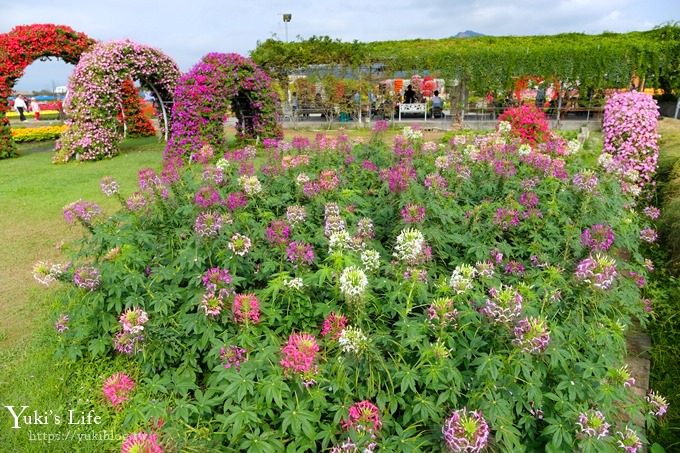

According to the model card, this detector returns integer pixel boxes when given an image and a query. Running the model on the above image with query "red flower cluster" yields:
[498,104,551,145]
[118,80,156,137]
[0,24,94,158]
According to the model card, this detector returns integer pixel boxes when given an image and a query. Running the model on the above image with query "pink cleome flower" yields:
[442,408,489,453]
[320,312,348,340]
[121,432,163,453]
[103,372,136,408]
[342,400,382,433]
[280,332,319,375]
[232,293,260,324]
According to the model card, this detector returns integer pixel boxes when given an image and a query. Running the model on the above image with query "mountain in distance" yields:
[453,30,485,38]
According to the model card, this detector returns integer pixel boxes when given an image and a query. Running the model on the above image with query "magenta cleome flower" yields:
[102,372,136,408]
[201,267,233,291]
[121,432,163,453]
[442,408,489,453]
[232,293,260,324]
[320,312,348,340]
[574,254,618,290]
[193,186,222,209]
[401,203,427,224]
[55,314,70,333]
[616,427,643,453]
[646,390,669,417]
[113,331,144,355]
[640,227,658,243]
[63,200,102,225]
[493,208,520,230]
[342,400,382,434]
[581,224,615,252]
[286,241,315,265]
[200,288,229,317]
[643,206,661,220]
[280,332,319,376]
[265,219,291,245]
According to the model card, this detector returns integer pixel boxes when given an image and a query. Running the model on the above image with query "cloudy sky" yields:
[2,0,678,91]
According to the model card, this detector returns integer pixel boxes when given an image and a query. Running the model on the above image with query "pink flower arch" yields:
[163,52,282,167]
[54,40,180,163]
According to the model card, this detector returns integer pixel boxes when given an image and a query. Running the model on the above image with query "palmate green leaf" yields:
[217,403,260,440]
[259,374,290,409]
[238,430,285,453]
[280,405,318,440]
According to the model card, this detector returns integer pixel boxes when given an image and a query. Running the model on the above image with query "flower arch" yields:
[55,40,180,162]
[164,53,282,165]
[0,24,94,159]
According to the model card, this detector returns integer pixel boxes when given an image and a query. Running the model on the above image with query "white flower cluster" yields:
[393,228,424,263]
[328,231,351,252]
[518,144,532,156]
[228,233,252,256]
[295,173,310,186]
[498,121,512,134]
[338,326,368,354]
[566,139,581,155]
[449,263,477,294]
[238,175,262,196]
[215,157,231,170]
[339,266,369,301]
[402,126,423,141]
[32,260,64,286]
[283,277,304,291]
[361,249,381,272]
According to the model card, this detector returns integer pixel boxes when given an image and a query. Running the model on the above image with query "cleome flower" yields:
[616,426,643,453]
[120,432,163,453]
[73,266,101,291]
[512,317,550,353]
[574,254,617,290]
[442,408,490,453]
[449,264,476,295]
[280,332,319,381]
[338,326,369,355]
[220,345,247,370]
[580,224,615,252]
[576,409,610,439]
[228,233,252,256]
[342,400,382,433]
[339,266,369,302]
[427,297,458,327]
[232,293,260,324]
[393,228,425,264]
[480,285,523,324]
[321,312,348,340]
[119,308,149,334]
[646,390,669,417]
[102,372,136,409]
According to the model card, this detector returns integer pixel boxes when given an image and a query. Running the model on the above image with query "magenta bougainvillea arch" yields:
[164,53,282,165]
[55,40,180,162]
[0,24,94,158]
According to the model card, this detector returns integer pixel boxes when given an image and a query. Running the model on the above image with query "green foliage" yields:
[251,25,680,93]
[45,125,661,451]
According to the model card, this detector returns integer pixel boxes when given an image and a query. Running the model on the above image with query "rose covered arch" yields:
[0,24,94,159]
[163,52,282,165]
[54,40,180,162]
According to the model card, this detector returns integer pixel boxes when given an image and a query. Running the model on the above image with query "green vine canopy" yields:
[251,25,680,94]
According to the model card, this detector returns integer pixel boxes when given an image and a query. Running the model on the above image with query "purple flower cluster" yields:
[113,307,147,355]
[512,317,550,353]
[220,345,247,370]
[265,219,291,245]
[401,203,426,224]
[576,409,610,439]
[99,176,119,197]
[55,314,70,333]
[193,186,221,209]
[225,191,248,211]
[442,408,489,453]
[381,161,416,193]
[493,208,520,230]
[574,254,618,290]
[640,227,658,243]
[73,266,101,291]
[194,211,224,238]
[580,224,615,252]
[602,91,659,195]
[287,241,315,265]
[480,285,523,323]
[63,200,102,226]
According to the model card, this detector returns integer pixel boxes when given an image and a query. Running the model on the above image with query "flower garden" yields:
[1,21,679,453]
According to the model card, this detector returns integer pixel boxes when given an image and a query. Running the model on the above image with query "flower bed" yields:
[41,118,665,451]
[12,125,67,142]
[7,110,60,121]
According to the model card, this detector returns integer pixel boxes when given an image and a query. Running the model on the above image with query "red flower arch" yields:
[0,24,94,158]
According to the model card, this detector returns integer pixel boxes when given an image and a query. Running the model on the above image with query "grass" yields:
[0,137,164,348]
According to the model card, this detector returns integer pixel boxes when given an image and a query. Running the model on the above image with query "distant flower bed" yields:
[7,110,60,120]
[12,125,67,142]
[40,117,664,451]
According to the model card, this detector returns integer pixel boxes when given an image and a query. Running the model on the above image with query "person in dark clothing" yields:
[403,84,416,104]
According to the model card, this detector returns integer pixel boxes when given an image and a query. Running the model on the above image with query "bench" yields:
[398,103,427,121]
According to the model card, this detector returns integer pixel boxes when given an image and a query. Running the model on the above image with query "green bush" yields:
[43,129,661,451]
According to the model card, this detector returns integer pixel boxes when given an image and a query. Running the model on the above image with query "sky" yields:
[2,0,678,92]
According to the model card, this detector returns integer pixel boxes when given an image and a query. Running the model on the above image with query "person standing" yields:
[13,95,27,121]
[30,98,41,121]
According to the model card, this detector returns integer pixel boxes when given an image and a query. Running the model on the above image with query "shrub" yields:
[44,128,661,451]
